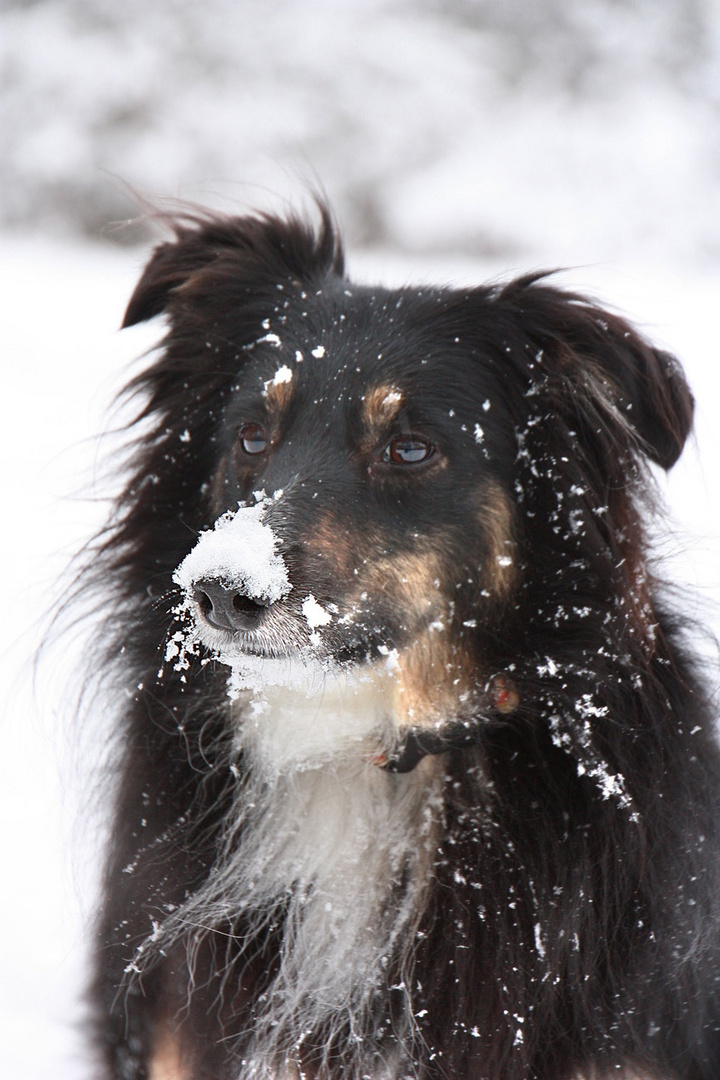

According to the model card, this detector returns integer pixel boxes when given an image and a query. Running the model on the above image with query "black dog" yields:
[88,206,720,1080]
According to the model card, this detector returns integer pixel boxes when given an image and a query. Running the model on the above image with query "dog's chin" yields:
[194,625,361,703]
[193,606,392,670]
[193,611,403,722]
[220,649,400,775]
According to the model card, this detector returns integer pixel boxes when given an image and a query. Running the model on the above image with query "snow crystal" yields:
[226,655,328,699]
[547,704,637,820]
[311,345,326,358]
[377,644,400,672]
[537,657,559,677]
[473,423,484,443]
[173,499,292,604]
[257,331,281,347]
[302,594,332,629]
[264,365,293,392]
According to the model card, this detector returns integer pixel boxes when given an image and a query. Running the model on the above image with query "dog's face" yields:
[123,209,694,741]
[172,284,519,731]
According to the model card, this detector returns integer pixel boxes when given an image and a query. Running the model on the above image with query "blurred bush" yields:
[2,0,718,261]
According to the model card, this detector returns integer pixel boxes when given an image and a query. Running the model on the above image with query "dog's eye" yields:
[238,423,268,456]
[382,436,434,465]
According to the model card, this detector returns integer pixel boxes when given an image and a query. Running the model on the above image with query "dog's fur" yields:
[87,205,720,1080]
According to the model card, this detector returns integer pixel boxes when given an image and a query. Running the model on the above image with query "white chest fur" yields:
[229,656,400,773]
[215,662,443,1066]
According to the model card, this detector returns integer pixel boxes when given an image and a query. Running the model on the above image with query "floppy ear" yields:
[577,316,693,471]
[121,218,244,327]
[506,278,694,471]
[122,205,345,329]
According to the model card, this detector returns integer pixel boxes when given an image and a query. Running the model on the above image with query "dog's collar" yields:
[373,674,520,774]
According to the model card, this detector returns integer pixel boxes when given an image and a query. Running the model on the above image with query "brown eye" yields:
[382,436,434,465]
[238,423,268,456]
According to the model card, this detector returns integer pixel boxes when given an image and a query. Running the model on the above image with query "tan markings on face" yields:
[262,369,294,413]
[476,479,517,600]
[391,632,480,732]
[345,545,483,730]
[305,510,359,580]
[361,384,404,438]
[148,1023,187,1080]
[358,547,445,625]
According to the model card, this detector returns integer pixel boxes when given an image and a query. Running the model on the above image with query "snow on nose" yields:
[173,500,292,609]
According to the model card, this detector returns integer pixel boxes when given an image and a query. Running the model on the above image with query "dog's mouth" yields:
[186,584,390,666]
[180,588,519,776]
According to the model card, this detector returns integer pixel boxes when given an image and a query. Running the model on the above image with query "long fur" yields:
[85,204,720,1080]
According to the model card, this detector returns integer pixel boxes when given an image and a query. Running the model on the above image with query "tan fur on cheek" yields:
[148,1024,188,1080]
[476,480,517,599]
[305,511,359,580]
[391,632,479,731]
[349,544,480,730]
[359,549,444,625]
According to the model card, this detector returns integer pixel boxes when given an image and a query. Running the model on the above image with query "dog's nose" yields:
[192,578,269,632]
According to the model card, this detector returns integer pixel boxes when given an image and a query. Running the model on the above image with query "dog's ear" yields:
[121,240,202,327]
[507,279,694,471]
[121,218,247,328]
[122,206,344,329]
[592,334,694,471]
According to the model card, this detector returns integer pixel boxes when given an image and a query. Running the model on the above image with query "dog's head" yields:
[121,207,693,740]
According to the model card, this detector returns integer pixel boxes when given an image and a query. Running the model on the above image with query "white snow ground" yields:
[1,236,719,1079]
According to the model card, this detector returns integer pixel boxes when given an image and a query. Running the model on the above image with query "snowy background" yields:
[2,1,720,1076]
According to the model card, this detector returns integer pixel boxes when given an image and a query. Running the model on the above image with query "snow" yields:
[0,239,159,1080]
[2,4,720,1077]
[302,595,333,630]
[263,365,293,392]
[174,500,292,604]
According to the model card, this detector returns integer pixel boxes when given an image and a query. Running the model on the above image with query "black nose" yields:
[192,578,269,632]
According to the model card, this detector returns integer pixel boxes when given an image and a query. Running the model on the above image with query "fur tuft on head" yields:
[122,202,345,328]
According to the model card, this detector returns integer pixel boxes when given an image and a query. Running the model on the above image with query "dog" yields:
[87,205,720,1080]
